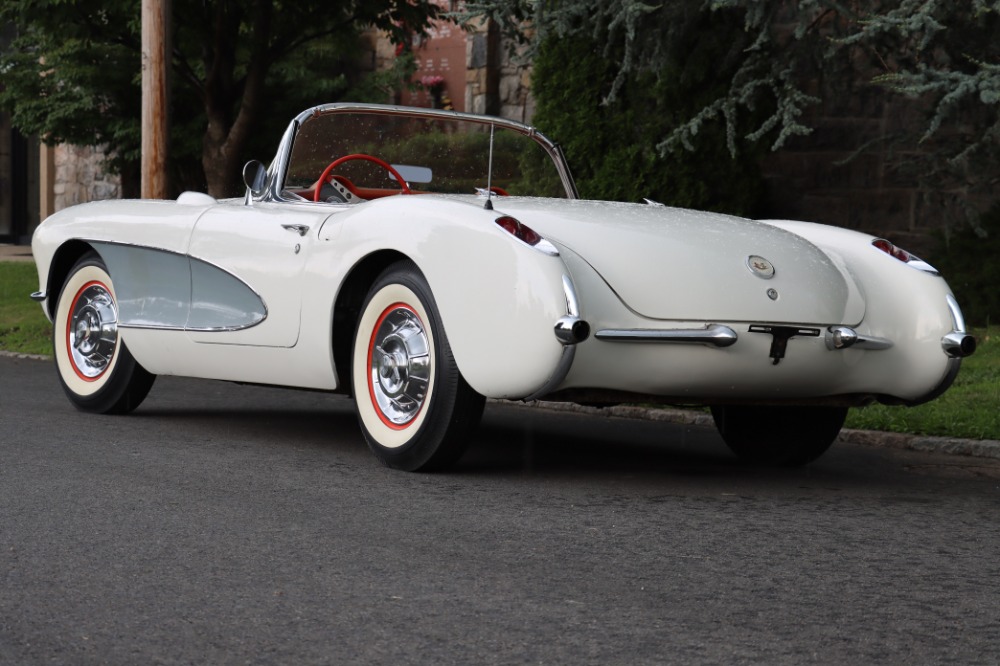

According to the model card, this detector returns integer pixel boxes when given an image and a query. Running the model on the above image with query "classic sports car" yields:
[31,103,976,470]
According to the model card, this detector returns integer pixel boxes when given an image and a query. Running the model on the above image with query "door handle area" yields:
[282,224,310,237]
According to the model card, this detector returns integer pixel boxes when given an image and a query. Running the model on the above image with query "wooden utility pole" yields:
[141,0,170,199]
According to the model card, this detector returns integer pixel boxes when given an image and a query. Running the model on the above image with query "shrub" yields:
[529,18,765,216]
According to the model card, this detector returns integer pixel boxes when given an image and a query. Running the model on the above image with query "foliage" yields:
[463,0,1000,225]
[529,21,763,213]
[0,2,143,191]
[0,0,438,197]
[930,203,1000,327]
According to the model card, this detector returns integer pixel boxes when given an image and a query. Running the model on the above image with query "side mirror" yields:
[243,160,268,198]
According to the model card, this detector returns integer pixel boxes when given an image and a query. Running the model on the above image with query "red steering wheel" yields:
[313,154,412,202]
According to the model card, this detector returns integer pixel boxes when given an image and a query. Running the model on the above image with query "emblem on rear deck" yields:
[747,255,775,279]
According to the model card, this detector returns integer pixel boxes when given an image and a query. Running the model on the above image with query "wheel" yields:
[710,405,847,466]
[52,252,155,414]
[351,261,484,471]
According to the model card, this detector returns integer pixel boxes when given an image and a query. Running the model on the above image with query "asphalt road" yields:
[2,355,999,665]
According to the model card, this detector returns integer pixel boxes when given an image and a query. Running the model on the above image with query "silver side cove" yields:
[92,242,267,332]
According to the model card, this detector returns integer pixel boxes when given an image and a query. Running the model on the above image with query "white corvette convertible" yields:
[31,103,976,470]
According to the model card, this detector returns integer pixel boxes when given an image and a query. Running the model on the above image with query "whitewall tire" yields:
[351,261,484,471]
[53,252,155,414]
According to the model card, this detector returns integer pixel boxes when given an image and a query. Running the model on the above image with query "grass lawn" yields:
[1,260,997,439]
[0,261,51,356]
[845,328,999,440]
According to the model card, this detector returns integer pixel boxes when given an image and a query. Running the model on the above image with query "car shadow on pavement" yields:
[122,378,876,484]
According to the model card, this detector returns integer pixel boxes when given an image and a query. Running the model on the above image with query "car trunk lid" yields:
[496,199,865,326]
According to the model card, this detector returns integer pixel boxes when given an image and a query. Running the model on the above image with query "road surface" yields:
[2,356,999,664]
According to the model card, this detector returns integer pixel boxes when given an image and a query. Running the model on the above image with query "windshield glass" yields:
[282,111,568,199]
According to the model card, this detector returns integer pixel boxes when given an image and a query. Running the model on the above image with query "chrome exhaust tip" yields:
[942,332,977,358]
[554,316,591,345]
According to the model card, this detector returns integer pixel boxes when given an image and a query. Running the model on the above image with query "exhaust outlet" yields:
[554,316,591,345]
[942,332,977,358]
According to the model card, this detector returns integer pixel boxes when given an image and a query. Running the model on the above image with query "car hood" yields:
[492,198,865,325]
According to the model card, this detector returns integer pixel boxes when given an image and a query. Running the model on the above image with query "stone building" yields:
[0,121,120,245]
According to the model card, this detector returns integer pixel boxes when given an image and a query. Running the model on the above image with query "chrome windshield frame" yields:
[257,103,579,204]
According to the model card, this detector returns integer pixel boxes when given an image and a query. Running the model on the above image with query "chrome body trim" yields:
[940,295,975,358]
[561,274,580,317]
[282,223,310,237]
[534,238,560,256]
[909,259,940,276]
[526,274,586,399]
[524,345,576,402]
[595,324,738,348]
[30,291,46,302]
[946,293,967,332]
[825,326,894,351]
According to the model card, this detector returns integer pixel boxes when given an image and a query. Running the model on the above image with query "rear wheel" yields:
[710,405,847,466]
[351,261,484,471]
[53,253,155,414]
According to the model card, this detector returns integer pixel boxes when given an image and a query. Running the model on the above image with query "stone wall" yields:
[464,19,534,123]
[53,144,120,211]
[757,86,965,258]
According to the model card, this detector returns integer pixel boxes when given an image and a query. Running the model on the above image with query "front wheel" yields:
[351,261,484,471]
[53,252,155,414]
[710,405,847,466]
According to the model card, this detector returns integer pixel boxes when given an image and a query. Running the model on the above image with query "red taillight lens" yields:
[872,238,912,263]
[495,216,543,246]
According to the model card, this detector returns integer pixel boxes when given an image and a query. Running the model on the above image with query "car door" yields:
[185,201,334,347]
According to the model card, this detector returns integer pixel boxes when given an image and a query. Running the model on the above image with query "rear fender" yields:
[331,197,571,398]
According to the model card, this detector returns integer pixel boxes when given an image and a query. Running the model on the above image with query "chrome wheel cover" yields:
[68,282,119,379]
[368,305,431,426]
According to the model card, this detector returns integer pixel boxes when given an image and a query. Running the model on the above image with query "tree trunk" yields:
[202,123,244,198]
[200,0,272,198]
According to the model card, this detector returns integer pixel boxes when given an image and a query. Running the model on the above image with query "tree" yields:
[529,16,764,214]
[463,1,1000,226]
[0,0,436,197]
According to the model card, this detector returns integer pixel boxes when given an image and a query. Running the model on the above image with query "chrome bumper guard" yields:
[595,324,738,348]
[824,326,893,351]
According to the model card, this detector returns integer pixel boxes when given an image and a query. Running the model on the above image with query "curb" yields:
[511,399,1000,462]
[5,351,997,461]
[0,350,50,361]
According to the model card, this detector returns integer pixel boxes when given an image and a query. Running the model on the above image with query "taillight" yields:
[871,238,939,275]
[494,216,558,255]
[495,216,540,245]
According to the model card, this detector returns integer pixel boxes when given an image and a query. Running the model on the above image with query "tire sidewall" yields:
[53,254,152,413]
[352,277,438,454]
[54,259,124,399]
